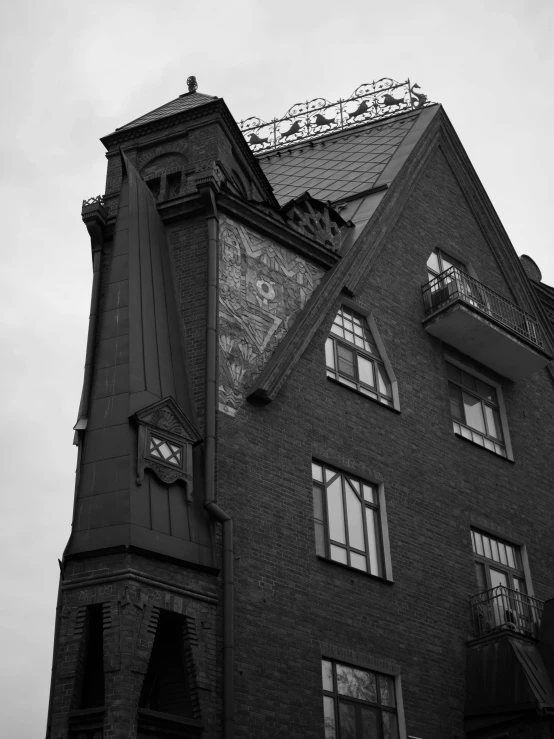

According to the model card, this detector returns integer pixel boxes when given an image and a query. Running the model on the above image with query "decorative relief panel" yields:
[218,215,325,416]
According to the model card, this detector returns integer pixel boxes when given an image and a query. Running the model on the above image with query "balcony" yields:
[469,585,543,640]
[422,268,551,380]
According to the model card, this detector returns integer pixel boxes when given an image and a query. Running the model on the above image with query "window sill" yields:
[454,431,514,462]
[316,555,393,584]
[326,377,400,413]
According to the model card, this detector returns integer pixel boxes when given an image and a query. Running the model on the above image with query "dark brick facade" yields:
[46,89,554,739]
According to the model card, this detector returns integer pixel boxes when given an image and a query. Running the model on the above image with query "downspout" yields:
[195,164,235,739]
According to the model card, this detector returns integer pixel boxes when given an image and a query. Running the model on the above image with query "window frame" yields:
[321,658,406,739]
[445,357,513,461]
[312,460,393,581]
[326,300,400,411]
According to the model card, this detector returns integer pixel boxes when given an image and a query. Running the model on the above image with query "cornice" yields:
[217,192,340,269]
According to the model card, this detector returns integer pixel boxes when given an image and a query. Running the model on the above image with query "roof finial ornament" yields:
[187,75,198,93]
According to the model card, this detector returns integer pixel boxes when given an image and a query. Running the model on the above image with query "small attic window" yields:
[326,305,399,410]
[167,172,182,198]
[146,177,161,201]
[149,435,182,466]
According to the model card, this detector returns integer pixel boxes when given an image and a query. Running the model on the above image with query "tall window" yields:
[471,529,537,637]
[312,462,384,577]
[322,659,399,739]
[326,306,393,407]
[447,363,507,457]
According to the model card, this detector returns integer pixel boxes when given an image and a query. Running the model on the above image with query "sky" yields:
[1,1,553,735]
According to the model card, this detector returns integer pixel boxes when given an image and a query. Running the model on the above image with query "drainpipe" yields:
[194,164,234,739]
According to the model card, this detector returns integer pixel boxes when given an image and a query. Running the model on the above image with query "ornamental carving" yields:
[218,216,325,416]
[134,397,201,500]
[239,78,431,153]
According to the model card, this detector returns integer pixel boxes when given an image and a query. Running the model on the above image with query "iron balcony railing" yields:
[422,267,544,349]
[470,585,544,639]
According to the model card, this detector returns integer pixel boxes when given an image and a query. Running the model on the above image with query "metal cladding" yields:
[65,154,212,565]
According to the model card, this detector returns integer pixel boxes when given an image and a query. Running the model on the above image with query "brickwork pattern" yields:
[49,554,220,739]
[215,146,554,739]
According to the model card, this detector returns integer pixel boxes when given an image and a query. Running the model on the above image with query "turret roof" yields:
[116,90,218,131]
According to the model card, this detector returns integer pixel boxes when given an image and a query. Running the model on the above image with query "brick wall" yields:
[214,145,554,738]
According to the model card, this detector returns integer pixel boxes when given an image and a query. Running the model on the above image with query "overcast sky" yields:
[1,1,553,736]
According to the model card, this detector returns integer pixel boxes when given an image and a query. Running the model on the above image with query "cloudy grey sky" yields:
[1,1,552,735]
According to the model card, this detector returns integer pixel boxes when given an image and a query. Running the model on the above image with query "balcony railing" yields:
[470,585,544,639]
[422,267,544,350]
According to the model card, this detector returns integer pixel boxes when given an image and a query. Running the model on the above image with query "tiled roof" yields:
[258,114,418,204]
[117,91,218,131]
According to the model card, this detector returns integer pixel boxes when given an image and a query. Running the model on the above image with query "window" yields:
[446,362,507,458]
[322,659,399,739]
[471,529,538,637]
[146,177,161,201]
[149,435,183,467]
[326,305,394,407]
[312,462,385,577]
[426,247,466,281]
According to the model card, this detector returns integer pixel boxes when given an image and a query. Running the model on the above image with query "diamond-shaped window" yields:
[149,436,182,466]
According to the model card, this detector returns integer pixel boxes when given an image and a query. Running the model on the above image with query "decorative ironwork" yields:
[470,585,543,639]
[187,75,198,93]
[82,195,105,207]
[239,79,431,153]
[422,267,544,349]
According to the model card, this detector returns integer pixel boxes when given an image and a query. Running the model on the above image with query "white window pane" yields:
[325,338,335,369]
[498,542,508,566]
[338,377,357,389]
[354,334,365,348]
[330,324,344,338]
[471,432,484,446]
[344,331,354,344]
[462,392,486,433]
[506,545,515,569]
[350,552,367,571]
[427,250,441,273]
[485,405,502,440]
[484,438,495,451]
[366,507,381,576]
[312,462,323,482]
[474,532,484,556]
[363,484,376,504]
[483,535,492,560]
[345,486,365,551]
[323,696,336,739]
[490,538,500,563]
[377,364,392,396]
[461,425,472,439]
[327,477,346,544]
[330,544,348,564]
[322,660,333,691]
[358,355,375,387]
[348,478,360,494]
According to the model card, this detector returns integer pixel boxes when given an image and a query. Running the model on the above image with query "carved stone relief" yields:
[218,215,325,416]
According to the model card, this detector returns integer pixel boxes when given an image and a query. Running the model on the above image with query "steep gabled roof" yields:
[247,106,554,402]
[259,107,437,204]
[117,90,218,131]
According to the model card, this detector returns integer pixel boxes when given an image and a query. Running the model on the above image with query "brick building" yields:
[45,77,554,739]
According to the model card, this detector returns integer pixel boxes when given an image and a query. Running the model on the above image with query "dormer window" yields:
[149,435,182,466]
[325,305,395,408]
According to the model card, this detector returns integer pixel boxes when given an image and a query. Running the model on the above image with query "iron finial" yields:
[187,76,198,93]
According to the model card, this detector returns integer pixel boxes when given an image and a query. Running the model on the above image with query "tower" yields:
[46,77,554,739]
